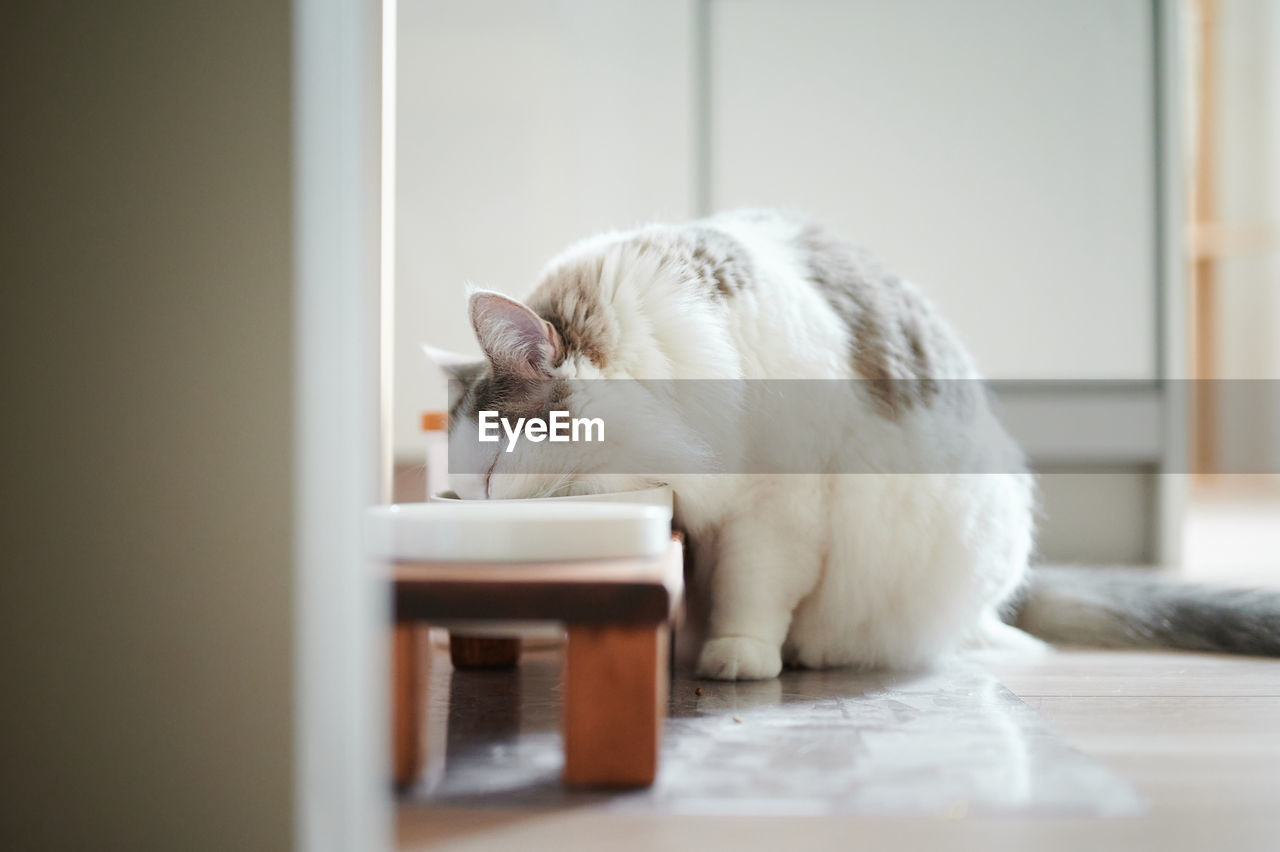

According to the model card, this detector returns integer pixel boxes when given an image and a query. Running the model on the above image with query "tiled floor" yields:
[398,644,1280,851]
[406,647,1141,817]
[399,492,1280,850]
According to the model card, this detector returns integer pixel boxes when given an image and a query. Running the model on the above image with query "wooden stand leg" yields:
[449,634,521,668]
[392,623,422,789]
[563,623,668,788]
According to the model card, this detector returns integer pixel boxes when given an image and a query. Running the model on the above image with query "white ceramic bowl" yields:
[366,500,670,563]
[429,484,674,514]
[383,485,675,641]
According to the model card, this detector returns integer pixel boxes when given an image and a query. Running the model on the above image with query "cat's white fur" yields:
[434,211,1043,680]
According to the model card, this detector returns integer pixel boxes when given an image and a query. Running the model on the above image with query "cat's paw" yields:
[696,636,783,681]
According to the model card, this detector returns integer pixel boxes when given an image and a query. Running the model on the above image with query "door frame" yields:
[293,0,393,848]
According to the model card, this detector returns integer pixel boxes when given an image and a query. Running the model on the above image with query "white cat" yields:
[428,210,1280,679]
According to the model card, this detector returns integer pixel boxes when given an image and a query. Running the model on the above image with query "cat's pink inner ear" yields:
[469,290,561,378]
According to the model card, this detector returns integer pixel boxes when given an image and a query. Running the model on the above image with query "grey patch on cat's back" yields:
[687,227,754,298]
[523,223,754,372]
[798,223,961,419]
[633,226,754,300]
[527,255,618,369]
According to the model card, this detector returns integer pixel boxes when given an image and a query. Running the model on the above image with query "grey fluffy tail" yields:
[1012,567,1280,656]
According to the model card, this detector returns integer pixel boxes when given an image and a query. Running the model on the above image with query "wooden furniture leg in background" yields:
[449,634,521,668]
[562,623,669,788]
[392,623,422,789]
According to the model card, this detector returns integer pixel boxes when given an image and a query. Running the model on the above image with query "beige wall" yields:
[1,3,294,848]
[1212,0,1280,471]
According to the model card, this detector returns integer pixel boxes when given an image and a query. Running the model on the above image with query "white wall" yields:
[393,0,1179,561]
[395,0,696,456]
[710,0,1158,381]
[396,0,1165,457]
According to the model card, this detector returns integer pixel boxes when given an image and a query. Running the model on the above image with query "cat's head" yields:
[425,290,656,500]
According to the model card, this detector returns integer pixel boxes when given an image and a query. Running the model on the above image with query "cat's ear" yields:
[421,343,480,380]
[468,289,563,379]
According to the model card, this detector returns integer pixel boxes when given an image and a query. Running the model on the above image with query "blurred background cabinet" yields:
[709,0,1158,381]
